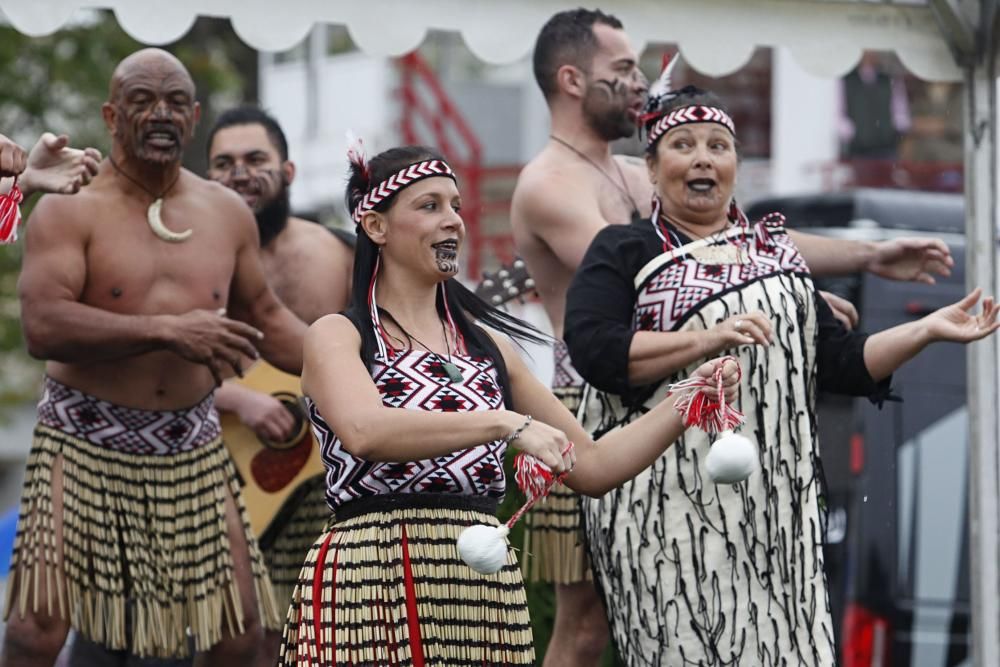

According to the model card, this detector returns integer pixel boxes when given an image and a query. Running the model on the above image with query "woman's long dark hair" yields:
[345,145,548,408]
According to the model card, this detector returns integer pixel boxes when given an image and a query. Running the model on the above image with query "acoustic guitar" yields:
[221,362,324,544]
[223,258,535,543]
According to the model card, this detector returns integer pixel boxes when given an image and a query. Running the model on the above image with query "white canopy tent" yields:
[3,0,999,663]
[0,0,969,80]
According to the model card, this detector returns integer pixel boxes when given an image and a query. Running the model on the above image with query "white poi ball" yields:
[705,430,758,484]
[457,524,510,574]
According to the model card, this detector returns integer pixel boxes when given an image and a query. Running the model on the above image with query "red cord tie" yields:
[753,212,785,253]
[508,441,574,528]
[0,179,24,245]
[667,356,745,433]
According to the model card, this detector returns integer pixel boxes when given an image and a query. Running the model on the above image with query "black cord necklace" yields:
[550,134,641,215]
[109,156,180,200]
[379,309,464,383]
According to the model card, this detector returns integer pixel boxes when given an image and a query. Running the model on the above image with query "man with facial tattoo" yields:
[63,105,355,667]
[206,107,353,435]
[511,9,958,666]
[2,49,308,667]
[206,106,353,663]
[65,105,355,667]
[207,107,354,330]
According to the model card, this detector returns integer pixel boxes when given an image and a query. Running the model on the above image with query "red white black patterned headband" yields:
[351,158,456,224]
[646,105,736,148]
[639,52,736,149]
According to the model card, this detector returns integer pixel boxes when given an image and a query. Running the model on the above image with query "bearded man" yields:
[207,105,353,663]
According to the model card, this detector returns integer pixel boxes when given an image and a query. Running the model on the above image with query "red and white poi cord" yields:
[457,442,574,574]
[667,356,758,484]
[0,180,24,245]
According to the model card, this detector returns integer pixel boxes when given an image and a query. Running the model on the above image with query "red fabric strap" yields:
[401,525,426,667]
[311,529,337,662]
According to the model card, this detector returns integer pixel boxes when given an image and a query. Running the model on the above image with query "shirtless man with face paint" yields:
[511,9,955,666]
[63,106,355,667]
[207,106,353,665]
[2,49,307,667]
[207,106,353,447]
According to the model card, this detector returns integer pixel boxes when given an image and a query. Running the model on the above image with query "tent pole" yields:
[962,15,1000,666]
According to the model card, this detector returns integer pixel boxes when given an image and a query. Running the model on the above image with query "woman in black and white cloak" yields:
[564,80,999,666]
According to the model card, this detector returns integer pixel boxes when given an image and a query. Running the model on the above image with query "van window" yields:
[896,407,969,603]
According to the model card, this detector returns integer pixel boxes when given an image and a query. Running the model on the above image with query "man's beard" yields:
[255,186,290,247]
[582,80,637,142]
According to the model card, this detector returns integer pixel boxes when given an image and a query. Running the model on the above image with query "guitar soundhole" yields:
[260,392,309,451]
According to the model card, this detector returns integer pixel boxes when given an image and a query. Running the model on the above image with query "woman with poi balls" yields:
[276,138,741,665]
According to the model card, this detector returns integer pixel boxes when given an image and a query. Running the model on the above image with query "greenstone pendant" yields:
[443,361,464,383]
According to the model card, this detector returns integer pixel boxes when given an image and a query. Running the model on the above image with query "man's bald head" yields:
[103,48,200,165]
[109,48,195,102]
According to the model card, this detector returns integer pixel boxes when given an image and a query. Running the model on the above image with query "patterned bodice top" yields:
[632,219,810,333]
[307,347,508,510]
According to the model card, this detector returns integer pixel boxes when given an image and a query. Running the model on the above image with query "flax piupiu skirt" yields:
[4,427,282,657]
[279,493,535,666]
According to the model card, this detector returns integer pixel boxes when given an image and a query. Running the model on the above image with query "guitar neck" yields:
[475,258,535,307]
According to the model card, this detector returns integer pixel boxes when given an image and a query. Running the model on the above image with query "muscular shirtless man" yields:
[1,49,307,667]
[511,9,954,666]
[67,105,355,667]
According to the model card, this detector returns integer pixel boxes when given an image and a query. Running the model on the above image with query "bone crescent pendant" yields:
[147,198,192,243]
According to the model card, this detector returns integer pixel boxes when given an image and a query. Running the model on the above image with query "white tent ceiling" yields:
[0,0,971,81]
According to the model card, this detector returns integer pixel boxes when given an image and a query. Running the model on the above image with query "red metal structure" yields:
[398,52,518,279]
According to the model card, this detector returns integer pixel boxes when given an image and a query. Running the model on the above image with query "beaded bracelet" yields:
[503,415,533,444]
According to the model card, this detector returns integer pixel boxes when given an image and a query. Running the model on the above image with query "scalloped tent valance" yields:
[0,0,965,81]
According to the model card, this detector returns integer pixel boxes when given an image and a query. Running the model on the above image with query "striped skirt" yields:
[261,474,333,612]
[520,384,591,584]
[4,378,281,658]
[280,493,535,666]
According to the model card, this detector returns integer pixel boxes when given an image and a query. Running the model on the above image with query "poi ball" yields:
[457,524,510,574]
[705,430,758,484]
